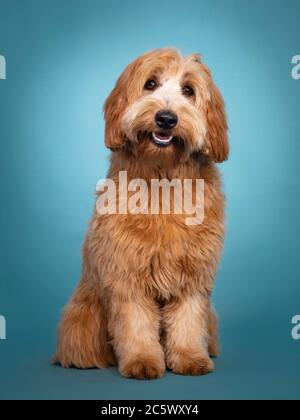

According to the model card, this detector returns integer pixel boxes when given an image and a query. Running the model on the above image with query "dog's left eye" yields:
[182,85,194,97]
[144,79,157,90]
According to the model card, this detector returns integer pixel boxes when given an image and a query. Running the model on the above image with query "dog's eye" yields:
[145,79,157,90]
[182,85,194,97]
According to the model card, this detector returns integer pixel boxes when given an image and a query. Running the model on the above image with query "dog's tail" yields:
[53,280,115,369]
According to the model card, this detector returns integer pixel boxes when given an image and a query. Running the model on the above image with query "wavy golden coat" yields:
[54,49,229,379]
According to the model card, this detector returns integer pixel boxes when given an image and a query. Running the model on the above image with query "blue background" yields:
[0,0,300,400]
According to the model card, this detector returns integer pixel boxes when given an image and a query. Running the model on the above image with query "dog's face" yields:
[104,49,228,165]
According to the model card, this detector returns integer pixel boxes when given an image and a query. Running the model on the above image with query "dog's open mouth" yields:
[151,131,174,147]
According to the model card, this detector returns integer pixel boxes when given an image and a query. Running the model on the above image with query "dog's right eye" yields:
[144,79,157,90]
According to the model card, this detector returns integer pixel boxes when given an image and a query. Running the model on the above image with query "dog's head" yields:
[104,48,228,165]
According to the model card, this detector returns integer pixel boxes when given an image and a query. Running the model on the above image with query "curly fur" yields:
[54,48,229,379]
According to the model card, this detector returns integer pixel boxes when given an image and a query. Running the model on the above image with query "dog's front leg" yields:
[108,294,166,380]
[163,293,214,376]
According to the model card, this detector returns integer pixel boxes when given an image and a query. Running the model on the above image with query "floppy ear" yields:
[203,66,229,163]
[104,69,130,151]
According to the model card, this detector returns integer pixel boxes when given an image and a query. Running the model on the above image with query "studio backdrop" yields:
[0,0,300,400]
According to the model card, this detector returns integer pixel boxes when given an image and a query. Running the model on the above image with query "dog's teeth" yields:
[152,133,173,143]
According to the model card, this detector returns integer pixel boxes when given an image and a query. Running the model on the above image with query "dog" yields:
[54,48,229,379]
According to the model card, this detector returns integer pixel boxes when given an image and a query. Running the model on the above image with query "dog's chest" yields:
[138,216,205,297]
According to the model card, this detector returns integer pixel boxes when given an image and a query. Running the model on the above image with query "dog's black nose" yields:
[155,110,178,130]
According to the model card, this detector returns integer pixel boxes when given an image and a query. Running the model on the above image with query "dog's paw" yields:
[120,357,166,380]
[167,349,214,376]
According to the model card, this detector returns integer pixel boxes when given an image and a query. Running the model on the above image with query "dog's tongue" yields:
[156,132,171,140]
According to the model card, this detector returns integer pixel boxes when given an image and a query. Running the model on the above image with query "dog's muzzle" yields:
[150,110,178,147]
